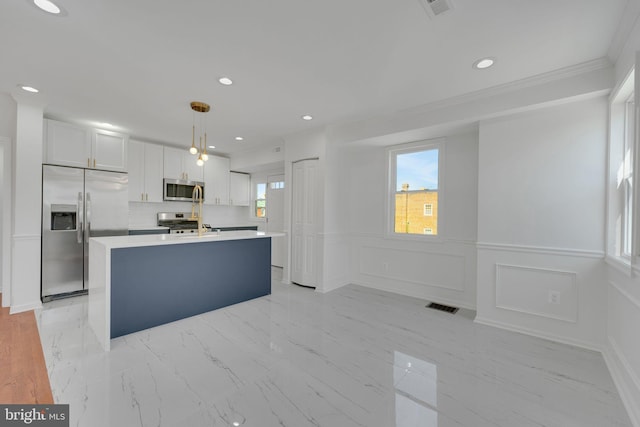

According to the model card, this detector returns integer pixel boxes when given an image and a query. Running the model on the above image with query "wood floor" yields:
[0,294,53,404]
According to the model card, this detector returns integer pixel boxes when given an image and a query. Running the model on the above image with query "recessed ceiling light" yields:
[302,115,313,121]
[33,0,61,14]
[100,122,114,128]
[218,77,233,85]
[208,145,216,149]
[473,57,495,70]
[235,136,244,141]
[20,85,39,93]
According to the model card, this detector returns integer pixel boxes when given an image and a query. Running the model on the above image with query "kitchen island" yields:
[88,231,282,350]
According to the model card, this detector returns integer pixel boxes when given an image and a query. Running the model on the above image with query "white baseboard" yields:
[9,300,43,314]
[603,339,640,427]
[352,280,476,310]
[474,315,602,353]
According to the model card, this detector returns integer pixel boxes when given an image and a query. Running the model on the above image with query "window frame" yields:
[386,138,444,240]
[606,66,640,274]
[253,181,267,220]
[622,92,635,258]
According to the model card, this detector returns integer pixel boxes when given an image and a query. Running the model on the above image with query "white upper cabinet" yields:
[128,140,145,202]
[163,146,203,182]
[44,119,91,168]
[44,119,128,172]
[229,171,250,206]
[93,129,128,172]
[163,147,183,180]
[203,155,230,205]
[128,140,163,202]
[184,153,204,182]
[144,143,164,202]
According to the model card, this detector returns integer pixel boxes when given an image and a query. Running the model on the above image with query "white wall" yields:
[230,143,284,173]
[606,20,640,425]
[606,267,640,427]
[476,96,608,350]
[11,101,44,313]
[0,95,15,306]
[0,93,16,139]
[346,131,479,309]
[320,136,351,292]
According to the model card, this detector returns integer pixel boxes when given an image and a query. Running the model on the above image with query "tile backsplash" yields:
[128,201,254,228]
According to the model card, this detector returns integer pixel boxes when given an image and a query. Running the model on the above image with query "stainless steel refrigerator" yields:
[41,165,128,301]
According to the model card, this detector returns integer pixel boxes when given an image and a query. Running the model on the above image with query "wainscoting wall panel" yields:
[351,234,477,309]
[476,244,606,351]
[360,246,466,291]
[495,263,578,322]
[605,276,640,427]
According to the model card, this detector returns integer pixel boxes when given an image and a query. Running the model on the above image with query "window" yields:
[255,182,266,218]
[270,181,284,189]
[622,93,634,256]
[607,68,636,263]
[388,140,442,236]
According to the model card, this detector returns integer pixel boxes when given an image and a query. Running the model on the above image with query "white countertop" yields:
[91,230,284,249]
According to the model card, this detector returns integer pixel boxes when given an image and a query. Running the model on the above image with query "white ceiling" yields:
[0,0,630,155]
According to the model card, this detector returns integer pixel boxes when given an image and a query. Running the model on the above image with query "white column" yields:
[10,99,43,313]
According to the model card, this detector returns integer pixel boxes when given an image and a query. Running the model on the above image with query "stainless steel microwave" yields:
[163,178,204,201]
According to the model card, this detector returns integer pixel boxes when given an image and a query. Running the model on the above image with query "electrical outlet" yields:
[548,291,560,305]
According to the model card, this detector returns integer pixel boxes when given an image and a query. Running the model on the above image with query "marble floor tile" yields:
[35,268,632,427]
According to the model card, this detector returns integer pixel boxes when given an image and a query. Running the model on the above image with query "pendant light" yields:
[188,101,210,166]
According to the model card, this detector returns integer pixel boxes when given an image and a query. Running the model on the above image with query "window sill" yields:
[605,255,633,277]
[384,231,444,244]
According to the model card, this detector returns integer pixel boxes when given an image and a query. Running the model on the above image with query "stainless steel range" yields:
[157,212,199,234]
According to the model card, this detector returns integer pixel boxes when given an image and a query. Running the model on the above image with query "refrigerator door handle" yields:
[85,192,91,240]
[77,192,83,244]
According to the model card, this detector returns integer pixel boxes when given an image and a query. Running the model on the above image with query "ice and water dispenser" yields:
[50,204,77,231]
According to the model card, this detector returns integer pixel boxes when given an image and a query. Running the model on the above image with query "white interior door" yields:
[266,174,285,267]
[291,159,318,287]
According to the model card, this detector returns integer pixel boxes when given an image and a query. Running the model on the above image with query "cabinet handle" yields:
[93,158,96,168]
[145,193,148,201]
[87,158,90,168]
[141,193,144,201]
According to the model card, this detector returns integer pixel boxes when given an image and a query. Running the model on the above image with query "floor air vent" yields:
[427,302,459,314]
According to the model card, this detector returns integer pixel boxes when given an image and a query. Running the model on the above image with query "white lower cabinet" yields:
[229,171,250,206]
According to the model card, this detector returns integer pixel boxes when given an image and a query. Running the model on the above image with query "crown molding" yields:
[400,58,613,117]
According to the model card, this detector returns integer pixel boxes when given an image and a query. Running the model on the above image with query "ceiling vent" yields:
[419,0,453,18]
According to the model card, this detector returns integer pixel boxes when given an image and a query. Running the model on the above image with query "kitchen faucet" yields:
[191,184,206,237]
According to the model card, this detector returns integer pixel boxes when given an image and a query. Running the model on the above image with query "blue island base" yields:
[110,237,271,338]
